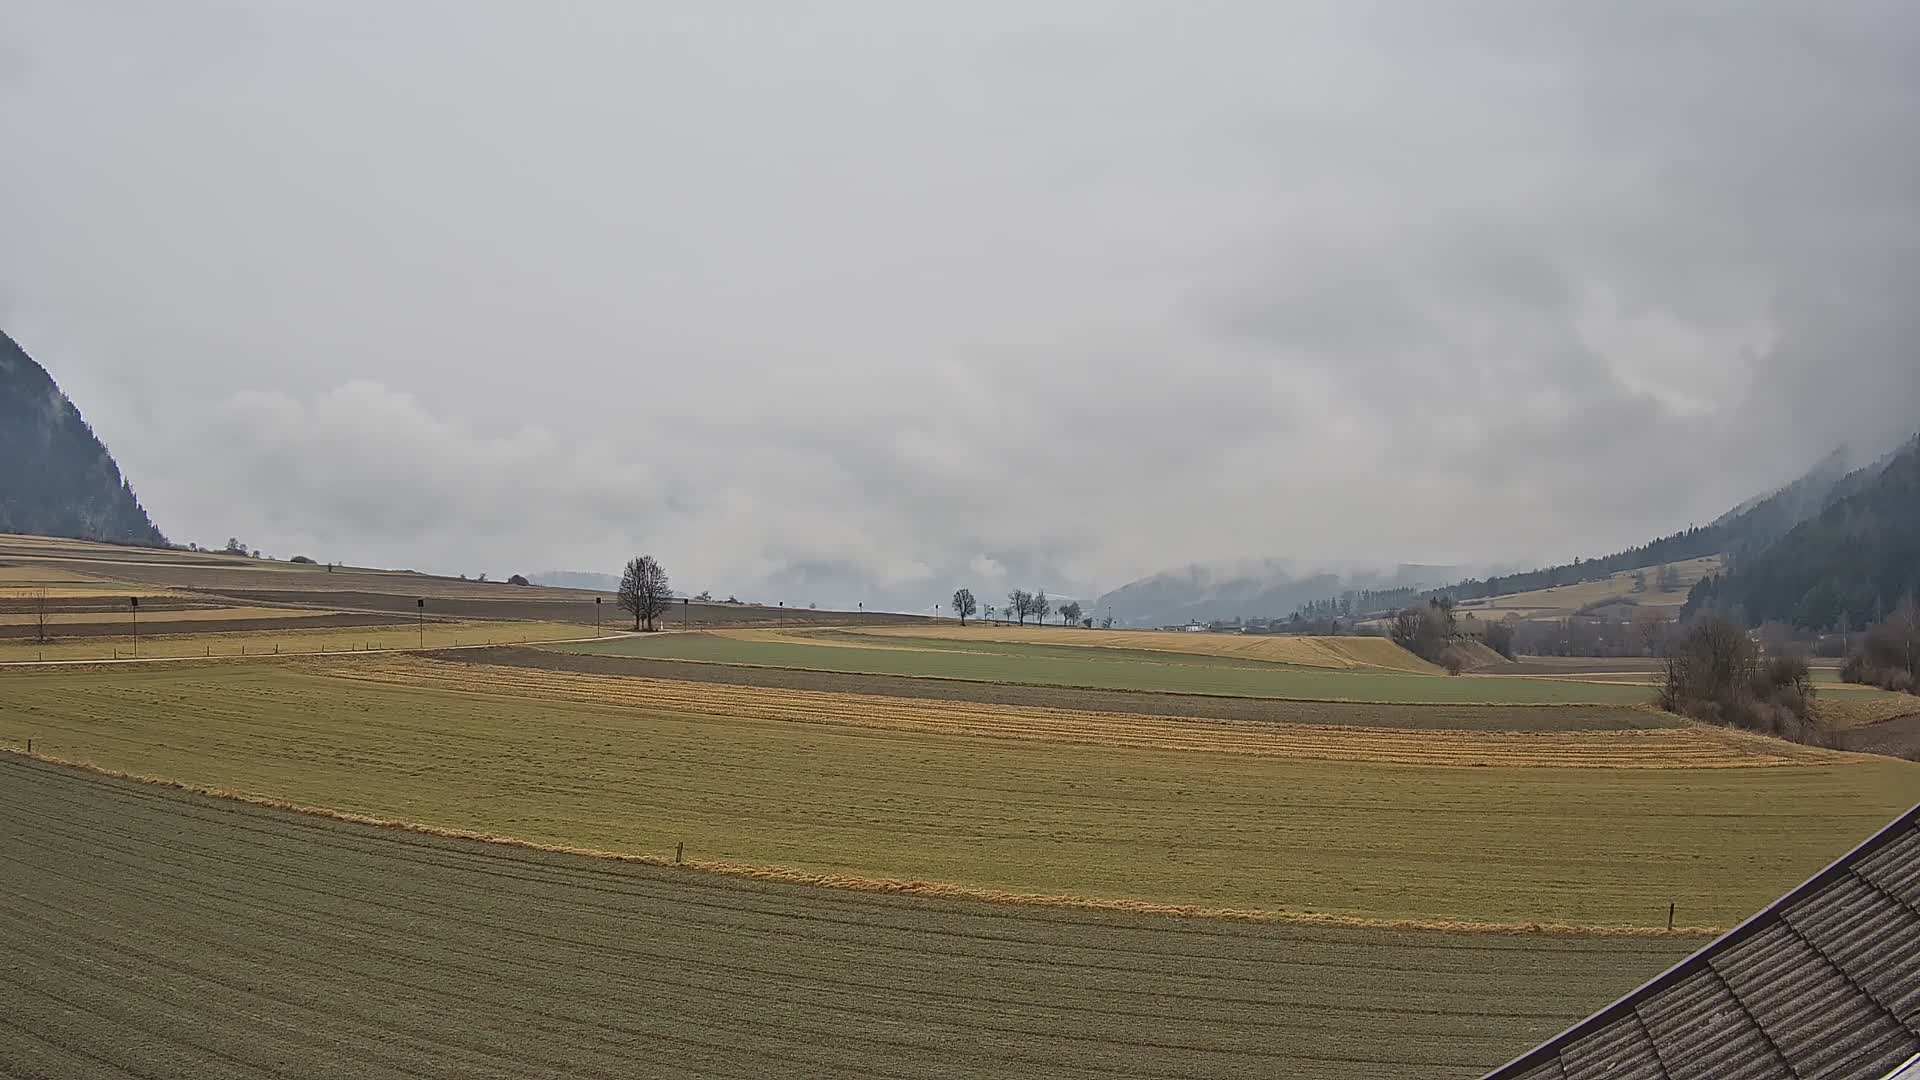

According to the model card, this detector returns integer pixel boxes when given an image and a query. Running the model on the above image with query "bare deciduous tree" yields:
[951,588,977,626]
[1660,614,1755,710]
[1631,609,1674,656]
[1007,589,1031,626]
[31,587,50,644]
[1059,600,1082,626]
[1031,590,1051,626]
[1657,563,1682,592]
[618,555,672,631]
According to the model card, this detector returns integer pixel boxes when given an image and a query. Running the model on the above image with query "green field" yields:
[5,659,1911,927]
[553,631,1656,705]
[0,756,1696,1080]
[444,645,1679,731]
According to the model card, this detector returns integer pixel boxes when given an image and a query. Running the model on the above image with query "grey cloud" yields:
[2,2,1916,608]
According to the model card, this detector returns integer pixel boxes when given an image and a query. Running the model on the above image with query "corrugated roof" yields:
[1485,804,1920,1080]
[1884,1054,1920,1080]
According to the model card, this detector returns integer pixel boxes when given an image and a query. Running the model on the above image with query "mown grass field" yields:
[1450,556,1723,618]
[0,757,1697,1080]
[864,625,1445,672]
[4,658,1911,927]
[0,533,931,631]
[555,629,1656,704]
[0,604,348,627]
[448,645,1677,731]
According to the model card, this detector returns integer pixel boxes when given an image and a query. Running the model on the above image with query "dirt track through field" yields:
[435,645,1675,732]
[0,610,405,639]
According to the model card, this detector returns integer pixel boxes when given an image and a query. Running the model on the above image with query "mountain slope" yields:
[1436,444,1875,604]
[1096,443,1880,628]
[0,329,166,546]
[1685,433,1920,629]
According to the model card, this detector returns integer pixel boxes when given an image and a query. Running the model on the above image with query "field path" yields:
[0,631,630,667]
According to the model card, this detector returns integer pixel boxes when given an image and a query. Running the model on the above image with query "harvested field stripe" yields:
[850,626,1446,672]
[552,631,1657,704]
[3,750,1723,937]
[3,662,1910,927]
[441,645,1678,731]
[318,656,1830,769]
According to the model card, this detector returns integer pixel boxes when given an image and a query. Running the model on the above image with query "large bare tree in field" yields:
[951,588,977,626]
[1008,589,1031,626]
[1031,590,1052,626]
[618,555,672,631]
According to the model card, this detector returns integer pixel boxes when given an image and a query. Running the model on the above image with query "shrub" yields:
[1840,600,1920,695]
[289,554,315,564]
[508,574,531,586]
[1660,615,1827,746]
[1484,620,1515,660]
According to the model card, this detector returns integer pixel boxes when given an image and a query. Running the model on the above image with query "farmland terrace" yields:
[5,550,1917,1077]
[1,756,1696,1080]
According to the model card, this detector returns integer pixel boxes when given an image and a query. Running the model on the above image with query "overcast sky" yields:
[4,2,1916,609]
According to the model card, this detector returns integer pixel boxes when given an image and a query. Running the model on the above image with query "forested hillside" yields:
[1685,435,1920,630]
[1434,447,1866,604]
[0,329,166,546]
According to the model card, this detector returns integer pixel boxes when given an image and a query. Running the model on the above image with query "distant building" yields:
[1484,803,1920,1079]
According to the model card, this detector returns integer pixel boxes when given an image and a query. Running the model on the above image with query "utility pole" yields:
[129,596,139,658]
[417,597,425,648]
[595,596,602,633]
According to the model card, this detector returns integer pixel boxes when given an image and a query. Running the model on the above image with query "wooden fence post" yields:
[675,842,684,864]
[1668,902,1675,930]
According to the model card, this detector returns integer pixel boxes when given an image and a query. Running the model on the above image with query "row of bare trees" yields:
[949,588,1085,627]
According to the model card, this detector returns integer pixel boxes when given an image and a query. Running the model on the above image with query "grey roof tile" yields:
[1511,1060,1568,1080]
[1559,1008,1664,1079]
[1485,807,1920,1080]
[1641,969,1787,1079]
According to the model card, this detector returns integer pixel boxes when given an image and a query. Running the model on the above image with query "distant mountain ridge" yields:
[0,329,165,547]
[1093,441,1888,628]
[528,571,622,592]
